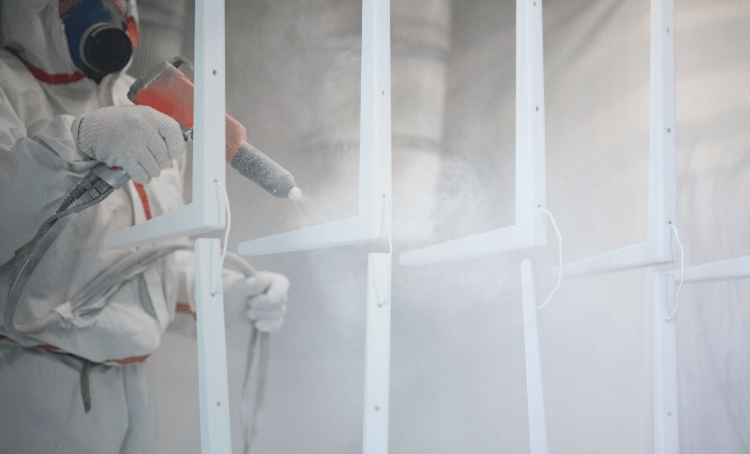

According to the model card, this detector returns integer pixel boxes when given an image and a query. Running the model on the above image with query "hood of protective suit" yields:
[0,0,138,77]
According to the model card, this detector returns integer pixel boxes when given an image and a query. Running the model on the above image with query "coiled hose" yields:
[5,165,121,338]
[5,164,268,450]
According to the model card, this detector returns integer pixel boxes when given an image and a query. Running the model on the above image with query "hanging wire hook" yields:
[537,206,563,310]
[211,182,231,296]
[665,223,685,321]
[373,195,392,308]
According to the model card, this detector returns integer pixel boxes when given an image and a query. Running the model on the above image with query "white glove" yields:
[224,271,289,333]
[74,105,184,184]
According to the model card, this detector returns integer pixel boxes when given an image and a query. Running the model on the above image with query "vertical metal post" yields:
[520,260,549,454]
[359,0,392,237]
[361,2,393,450]
[193,0,226,224]
[194,0,229,450]
[516,0,547,245]
[653,274,679,454]
[648,0,676,256]
[363,253,392,454]
[195,239,232,454]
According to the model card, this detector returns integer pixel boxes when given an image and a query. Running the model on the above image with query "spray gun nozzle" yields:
[288,187,302,200]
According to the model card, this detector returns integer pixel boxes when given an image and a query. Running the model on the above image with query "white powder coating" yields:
[230,143,298,198]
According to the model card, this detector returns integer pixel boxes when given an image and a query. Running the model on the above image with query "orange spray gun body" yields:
[128,56,300,199]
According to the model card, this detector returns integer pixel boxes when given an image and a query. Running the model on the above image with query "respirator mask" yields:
[61,0,133,81]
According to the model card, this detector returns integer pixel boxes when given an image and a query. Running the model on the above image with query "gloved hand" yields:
[224,271,289,333]
[74,105,184,184]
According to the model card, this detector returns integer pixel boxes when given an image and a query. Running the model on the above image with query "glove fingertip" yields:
[255,319,283,333]
[131,172,151,184]
[121,159,149,184]
[241,276,271,295]
[161,119,185,159]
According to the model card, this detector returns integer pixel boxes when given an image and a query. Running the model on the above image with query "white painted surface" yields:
[236,2,394,453]
[653,273,679,454]
[107,0,234,451]
[563,0,676,277]
[363,253,392,454]
[238,0,391,256]
[398,0,548,266]
[195,239,233,454]
[676,255,750,283]
[521,260,549,454]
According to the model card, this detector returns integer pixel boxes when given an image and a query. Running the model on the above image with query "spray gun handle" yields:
[92,165,130,189]
[56,164,129,214]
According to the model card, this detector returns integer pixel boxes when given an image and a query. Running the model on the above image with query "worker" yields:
[0,0,288,452]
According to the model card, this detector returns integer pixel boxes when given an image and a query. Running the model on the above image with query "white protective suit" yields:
[0,1,269,452]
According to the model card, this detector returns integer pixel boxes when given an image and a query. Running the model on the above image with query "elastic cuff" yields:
[70,116,88,159]
[76,110,111,159]
[70,116,81,145]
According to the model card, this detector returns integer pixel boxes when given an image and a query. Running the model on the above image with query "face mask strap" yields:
[125,15,139,49]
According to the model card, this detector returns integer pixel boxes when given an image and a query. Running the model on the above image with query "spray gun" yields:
[57,57,301,212]
[128,56,301,200]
